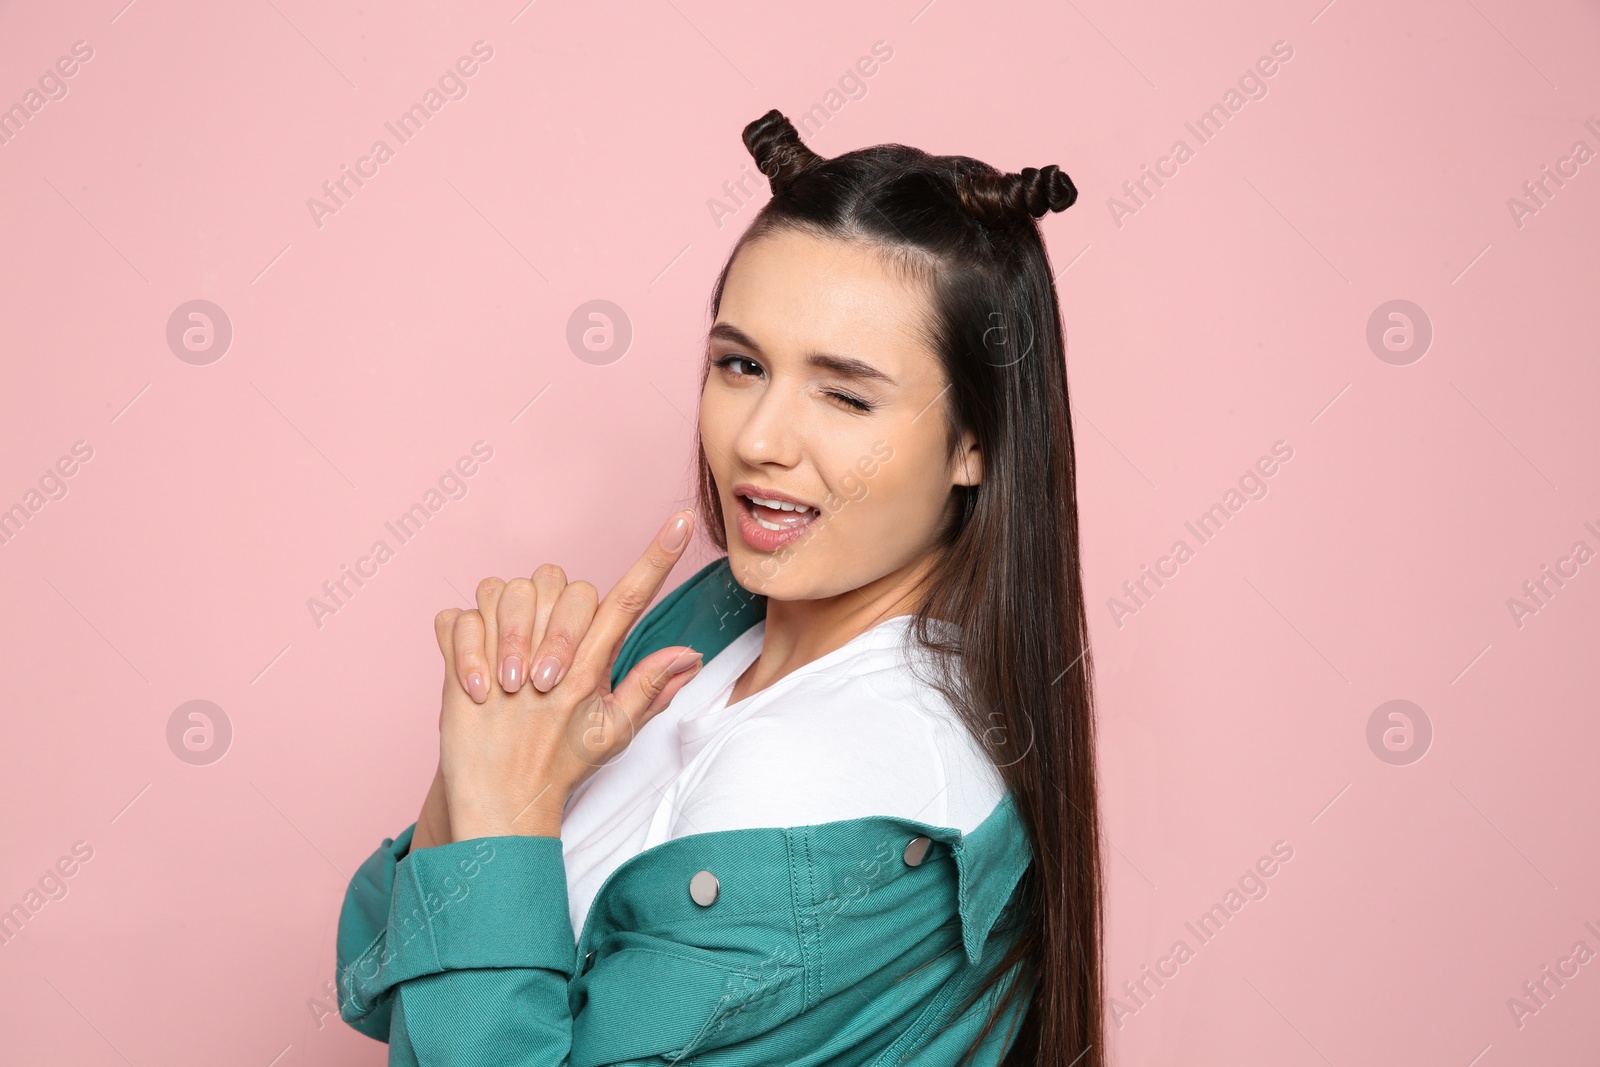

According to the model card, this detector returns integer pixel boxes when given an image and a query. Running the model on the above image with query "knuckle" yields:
[567,580,599,605]
[533,563,568,585]
[434,609,461,652]
[498,581,534,645]
[612,586,651,616]
[475,576,505,599]
[539,627,575,659]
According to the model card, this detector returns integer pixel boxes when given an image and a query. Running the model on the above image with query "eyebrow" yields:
[707,322,898,387]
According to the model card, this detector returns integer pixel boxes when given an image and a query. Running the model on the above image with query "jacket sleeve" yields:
[336,829,584,1065]
[334,822,414,1043]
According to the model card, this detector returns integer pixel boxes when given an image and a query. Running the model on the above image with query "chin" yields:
[725,543,786,593]
[722,542,811,600]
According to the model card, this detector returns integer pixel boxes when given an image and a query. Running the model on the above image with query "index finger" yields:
[573,509,695,684]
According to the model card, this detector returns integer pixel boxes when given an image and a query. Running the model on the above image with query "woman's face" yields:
[699,228,981,604]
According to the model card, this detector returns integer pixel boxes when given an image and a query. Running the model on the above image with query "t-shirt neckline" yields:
[677,613,919,730]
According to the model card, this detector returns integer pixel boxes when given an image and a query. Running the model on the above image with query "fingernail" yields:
[668,649,702,674]
[466,673,488,703]
[501,655,523,692]
[533,656,562,693]
[659,511,692,552]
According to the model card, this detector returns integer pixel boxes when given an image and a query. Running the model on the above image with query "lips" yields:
[732,483,819,524]
[730,483,821,552]
[740,493,817,531]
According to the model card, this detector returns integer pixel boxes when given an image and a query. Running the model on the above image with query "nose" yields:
[731,379,802,470]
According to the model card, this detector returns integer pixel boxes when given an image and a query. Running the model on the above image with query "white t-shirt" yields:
[558,613,1009,939]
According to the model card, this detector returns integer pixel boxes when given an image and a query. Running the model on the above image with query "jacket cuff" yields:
[335,824,419,1037]
[383,835,577,980]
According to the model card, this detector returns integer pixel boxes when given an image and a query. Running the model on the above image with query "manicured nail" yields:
[501,655,523,692]
[667,649,702,674]
[659,511,692,552]
[533,656,562,693]
[465,672,488,703]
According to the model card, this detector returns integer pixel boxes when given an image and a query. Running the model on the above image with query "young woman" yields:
[337,110,1103,1067]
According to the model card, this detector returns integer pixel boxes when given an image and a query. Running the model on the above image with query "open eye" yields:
[712,354,763,378]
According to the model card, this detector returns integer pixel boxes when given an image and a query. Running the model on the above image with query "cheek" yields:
[827,439,945,530]
[833,463,871,504]
[816,436,887,504]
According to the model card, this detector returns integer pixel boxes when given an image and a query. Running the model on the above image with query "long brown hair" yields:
[691,110,1103,1067]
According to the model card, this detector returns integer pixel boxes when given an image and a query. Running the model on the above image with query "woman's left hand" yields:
[431,510,704,841]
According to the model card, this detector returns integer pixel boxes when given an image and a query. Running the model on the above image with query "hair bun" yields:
[958,164,1078,226]
[743,109,825,193]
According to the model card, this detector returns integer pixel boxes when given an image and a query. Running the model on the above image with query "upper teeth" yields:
[746,494,814,513]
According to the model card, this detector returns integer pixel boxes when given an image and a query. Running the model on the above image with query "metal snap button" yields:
[689,869,720,906]
[903,835,932,867]
[582,950,594,972]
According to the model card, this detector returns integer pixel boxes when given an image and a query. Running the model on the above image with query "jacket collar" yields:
[890,788,1031,966]
[955,790,1032,964]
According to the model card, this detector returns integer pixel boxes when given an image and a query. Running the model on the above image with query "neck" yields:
[731,552,936,703]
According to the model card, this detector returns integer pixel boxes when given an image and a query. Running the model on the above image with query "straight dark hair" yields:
[691,110,1103,1067]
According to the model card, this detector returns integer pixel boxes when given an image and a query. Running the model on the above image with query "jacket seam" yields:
[607,943,808,979]
[806,828,825,1006]
[868,962,970,1067]
[404,855,445,971]
[337,927,387,1018]
[787,826,822,1010]
[868,879,1027,1067]
[622,901,803,936]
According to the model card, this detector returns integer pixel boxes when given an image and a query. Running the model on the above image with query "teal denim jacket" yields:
[336,556,1036,1065]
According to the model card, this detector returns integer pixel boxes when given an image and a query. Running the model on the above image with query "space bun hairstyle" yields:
[742,109,826,190]
[741,107,1077,227]
[956,162,1079,225]
[696,109,1103,1067]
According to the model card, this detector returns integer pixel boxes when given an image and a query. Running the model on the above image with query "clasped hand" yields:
[415,510,703,846]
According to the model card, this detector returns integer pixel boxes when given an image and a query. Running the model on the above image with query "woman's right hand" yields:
[415,563,608,849]
[451,564,600,702]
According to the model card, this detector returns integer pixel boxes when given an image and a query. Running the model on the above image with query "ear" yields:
[952,429,982,488]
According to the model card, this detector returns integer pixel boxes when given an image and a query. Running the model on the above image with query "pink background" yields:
[2,0,1596,1063]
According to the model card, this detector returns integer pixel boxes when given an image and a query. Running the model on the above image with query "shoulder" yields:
[673,653,1006,837]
